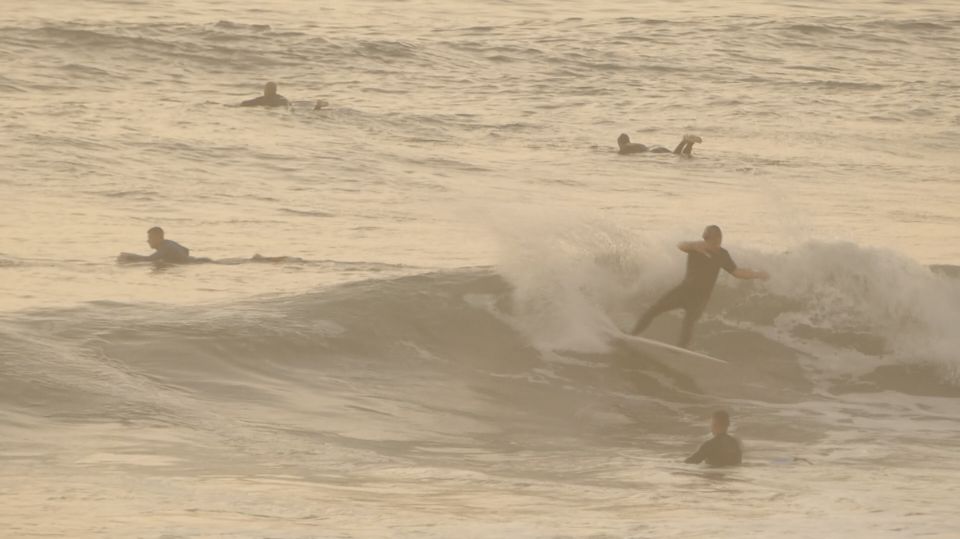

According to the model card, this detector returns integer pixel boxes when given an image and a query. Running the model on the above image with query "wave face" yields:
[4,237,959,435]
[3,243,960,536]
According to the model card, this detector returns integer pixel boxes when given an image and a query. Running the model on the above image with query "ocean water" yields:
[2,0,960,537]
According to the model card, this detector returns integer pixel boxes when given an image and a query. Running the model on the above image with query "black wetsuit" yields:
[119,240,217,264]
[685,433,742,466]
[240,94,289,108]
[633,247,737,347]
[147,239,191,264]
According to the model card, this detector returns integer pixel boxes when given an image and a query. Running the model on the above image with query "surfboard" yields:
[609,331,728,365]
[598,315,727,365]
[597,321,732,396]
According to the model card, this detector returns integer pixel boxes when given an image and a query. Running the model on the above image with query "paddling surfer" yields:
[240,81,290,108]
[632,225,768,348]
[617,133,702,156]
[117,227,208,264]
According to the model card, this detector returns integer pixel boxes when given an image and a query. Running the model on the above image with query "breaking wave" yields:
[2,231,958,447]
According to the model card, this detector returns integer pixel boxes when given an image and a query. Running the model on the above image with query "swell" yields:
[3,13,954,106]
[2,246,958,436]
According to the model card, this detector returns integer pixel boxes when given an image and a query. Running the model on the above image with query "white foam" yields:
[755,241,960,378]
[491,210,681,353]
[491,209,959,377]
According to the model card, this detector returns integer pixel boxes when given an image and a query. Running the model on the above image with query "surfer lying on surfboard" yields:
[632,225,768,348]
[240,82,289,108]
[239,81,328,110]
[117,226,212,264]
[117,227,302,265]
[617,133,702,156]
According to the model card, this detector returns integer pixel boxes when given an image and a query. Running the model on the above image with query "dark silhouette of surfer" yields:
[632,225,768,348]
[241,82,290,108]
[239,81,328,110]
[685,410,742,467]
[118,227,301,265]
[117,227,209,264]
[618,133,702,156]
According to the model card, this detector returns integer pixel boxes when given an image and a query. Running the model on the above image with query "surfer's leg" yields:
[632,287,686,334]
[677,304,706,348]
[678,135,701,156]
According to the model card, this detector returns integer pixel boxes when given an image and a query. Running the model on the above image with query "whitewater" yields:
[1,0,959,537]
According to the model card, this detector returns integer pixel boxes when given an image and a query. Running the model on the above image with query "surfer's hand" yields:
[756,270,770,281]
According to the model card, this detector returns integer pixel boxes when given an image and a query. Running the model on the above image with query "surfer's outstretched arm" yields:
[713,247,768,280]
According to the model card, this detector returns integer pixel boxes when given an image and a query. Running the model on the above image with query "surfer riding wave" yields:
[632,225,768,348]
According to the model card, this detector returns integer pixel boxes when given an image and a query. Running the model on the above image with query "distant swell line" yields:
[278,208,336,217]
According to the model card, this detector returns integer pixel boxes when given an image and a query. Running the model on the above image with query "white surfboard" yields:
[609,331,728,365]
[603,327,733,395]
[598,315,727,364]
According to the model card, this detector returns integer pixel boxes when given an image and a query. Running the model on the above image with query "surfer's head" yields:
[264,81,278,97]
[702,225,722,247]
[711,410,730,435]
[147,226,165,249]
[617,133,630,148]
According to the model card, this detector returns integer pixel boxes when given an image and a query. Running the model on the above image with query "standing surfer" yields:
[632,225,768,348]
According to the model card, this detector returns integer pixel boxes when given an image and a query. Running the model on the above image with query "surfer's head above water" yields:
[702,225,723,247]
[147,226,165,249]
[684,409,742,466]
[264,81,278,97]
[711,409,731,436]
